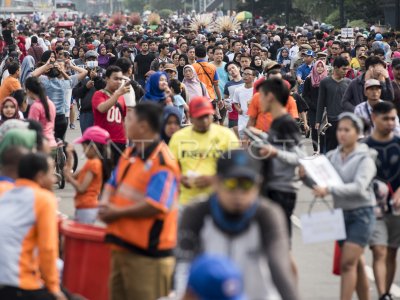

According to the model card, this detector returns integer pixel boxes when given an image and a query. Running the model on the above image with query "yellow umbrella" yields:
[236,11,253,21]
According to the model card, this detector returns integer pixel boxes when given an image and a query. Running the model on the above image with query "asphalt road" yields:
[57,123,400,300]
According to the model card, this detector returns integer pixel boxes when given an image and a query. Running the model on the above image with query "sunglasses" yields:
[222,178,255,191]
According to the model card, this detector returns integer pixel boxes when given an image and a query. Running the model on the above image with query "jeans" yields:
[75,208,99,224]
[79,111,94,134]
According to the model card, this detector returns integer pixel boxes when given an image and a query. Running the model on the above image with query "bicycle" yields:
[54,139,78,189]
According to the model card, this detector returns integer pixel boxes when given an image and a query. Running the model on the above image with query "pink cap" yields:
[74,126,110,145]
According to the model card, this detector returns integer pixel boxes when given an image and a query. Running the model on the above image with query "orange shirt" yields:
[192,61,218,100]
[0,76,21,102]
[74,158,102,209]
[105,142,180,256]
[0,179,59,293]
[247,93,299,132]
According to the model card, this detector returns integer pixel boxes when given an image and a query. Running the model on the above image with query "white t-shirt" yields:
[232,85,253,131]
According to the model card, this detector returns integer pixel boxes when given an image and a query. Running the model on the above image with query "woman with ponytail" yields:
[25,76,57,148]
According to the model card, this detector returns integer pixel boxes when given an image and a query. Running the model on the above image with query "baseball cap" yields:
[164,63,177,72]
[188,254,246,300]
[74,126,110,145]
[85,50,98,59]
[189,96,215,118]
[304,50,315,57]
[300,43,312,50]
[375,33,383,41]
[364,79,382,90]
[217,149,261,180]
[392,58,400,69]
[265,61,281,73]
[251,43,262,50]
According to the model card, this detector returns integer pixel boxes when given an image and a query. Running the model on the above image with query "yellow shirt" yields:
[169,124,239,204]
[350,57,360,69]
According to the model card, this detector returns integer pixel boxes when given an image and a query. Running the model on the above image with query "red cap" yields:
[74,126,110,145]
[189,96,215,118]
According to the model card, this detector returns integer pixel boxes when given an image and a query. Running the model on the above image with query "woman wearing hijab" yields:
[182,65,210,102]
[389,51,400,80]
[98,45,111,69]
[20,55,35,87]
[0,97,20,125]
[177,54,189,82]
[140,71,169,103]
[250,55,264,75]
[277,48,291,74]
[161,106,182,144]
[302,59,328,154]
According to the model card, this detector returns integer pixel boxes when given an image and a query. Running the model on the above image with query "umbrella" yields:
[236,11,253,21]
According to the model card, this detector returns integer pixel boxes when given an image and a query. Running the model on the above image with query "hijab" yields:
[311,60,328,88]
[182,65,209,101]
[20,55,35,86]
[0,97,20,125]
[0,128,37,163]
[177,54,189,82]
[0,119,29,142]
[277,48,290,64]
[143,72,167,102]
[161,106,182,144]
[98,45,110,69]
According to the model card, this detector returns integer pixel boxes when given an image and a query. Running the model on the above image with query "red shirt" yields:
[92,90,127,144]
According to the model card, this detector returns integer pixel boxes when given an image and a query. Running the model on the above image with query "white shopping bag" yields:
[300,198,346,244]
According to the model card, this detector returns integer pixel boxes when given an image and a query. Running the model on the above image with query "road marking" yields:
[291,215,400,297]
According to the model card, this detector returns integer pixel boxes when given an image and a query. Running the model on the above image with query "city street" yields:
[57,124,400,300]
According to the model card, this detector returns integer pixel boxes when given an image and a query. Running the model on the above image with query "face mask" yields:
[87,61,98,69]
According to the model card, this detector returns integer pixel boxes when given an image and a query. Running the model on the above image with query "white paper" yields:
[300,209,346,244]
[300,155,343,188]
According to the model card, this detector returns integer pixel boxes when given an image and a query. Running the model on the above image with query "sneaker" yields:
[70,124,76,130]
[379,293,393,300]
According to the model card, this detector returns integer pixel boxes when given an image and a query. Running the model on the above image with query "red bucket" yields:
[61,220,110,300]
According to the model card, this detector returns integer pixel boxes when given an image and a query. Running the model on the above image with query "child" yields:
[169,79,189,123]
[0,96,20,125]
[63,126,112,224]
[11,89,27,118]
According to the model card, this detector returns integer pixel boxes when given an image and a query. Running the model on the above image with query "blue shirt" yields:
[213,62,228,97]
[296,63,313,93]
[40,75,79,115]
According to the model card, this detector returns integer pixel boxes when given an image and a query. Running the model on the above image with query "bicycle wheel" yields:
[57,147,66,189]
[71,149,78,172]
[63,146,78,172]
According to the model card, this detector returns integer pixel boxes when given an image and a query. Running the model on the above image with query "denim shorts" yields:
[339,206,375,247]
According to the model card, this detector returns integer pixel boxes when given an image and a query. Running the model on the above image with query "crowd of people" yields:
[0,10,400,300]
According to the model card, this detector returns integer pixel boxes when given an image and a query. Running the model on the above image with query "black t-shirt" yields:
[365,136,400,191]
[134,52,156,80]
[2,29,13,45]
